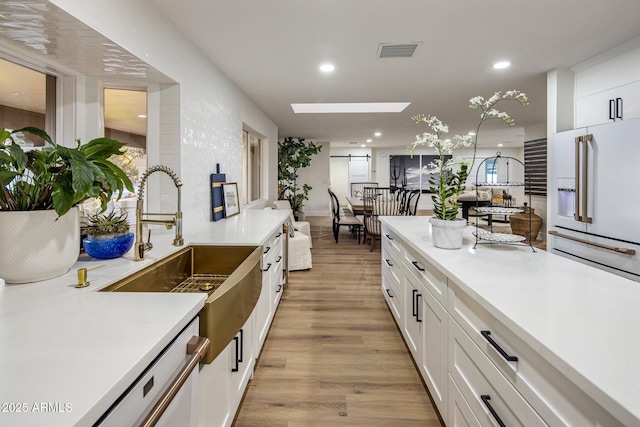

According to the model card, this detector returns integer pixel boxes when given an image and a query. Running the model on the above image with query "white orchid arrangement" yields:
[410,90,528,220]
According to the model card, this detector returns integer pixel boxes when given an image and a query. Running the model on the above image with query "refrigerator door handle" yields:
[582,135,593,223]
[574,135,593,224]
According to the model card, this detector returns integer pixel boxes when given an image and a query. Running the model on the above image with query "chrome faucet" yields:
[135,165,184,261]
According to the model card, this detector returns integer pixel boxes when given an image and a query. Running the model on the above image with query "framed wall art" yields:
[222,182,240,217]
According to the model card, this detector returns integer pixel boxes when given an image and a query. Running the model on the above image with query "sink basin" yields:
[100,245,262,364]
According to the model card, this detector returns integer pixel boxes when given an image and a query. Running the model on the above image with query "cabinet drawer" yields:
[448,284,624,427]
[448,375,481,427]
[403,245,447,306]
[381,226,404,259]
[262,231,283,270]
[449,319,547,427]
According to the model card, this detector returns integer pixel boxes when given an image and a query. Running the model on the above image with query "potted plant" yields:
[277,136,321,220]
[0,126,134,282]
[410,91,528,249]
[82,209,134,259]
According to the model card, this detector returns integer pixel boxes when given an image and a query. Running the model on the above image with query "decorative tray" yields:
[474,207,524,214]
[473,230,526,243]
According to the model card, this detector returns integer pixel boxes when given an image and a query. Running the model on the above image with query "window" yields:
[0,57,55,145]
[242,129,262,204]
[485,158,498,184]
[103,88,147,190]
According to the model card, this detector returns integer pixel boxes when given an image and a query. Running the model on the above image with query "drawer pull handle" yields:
[481,395,506,427]
[263,246,271,254]
[411,261,425,272]
[231,336,239,372]
[263,263,272,272]
[412,289,418,317]
[481,330,518,362]
[386,288,393,298]
[276,232,282,238]
[385,258,394,267]
[276,256,282,262]
[385,234,393,240]
[276,284,282,293]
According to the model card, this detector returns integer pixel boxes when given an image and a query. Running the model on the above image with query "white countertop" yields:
[380,216,640,425]
[0,209,289,427]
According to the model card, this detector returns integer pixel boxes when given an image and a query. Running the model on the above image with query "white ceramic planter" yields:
[429,216,466,249]
[0,208,80,283]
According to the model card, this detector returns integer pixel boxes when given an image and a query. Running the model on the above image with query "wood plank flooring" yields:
[232,217,443,427]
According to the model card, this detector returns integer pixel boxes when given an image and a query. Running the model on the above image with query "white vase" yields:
[429,216,466,249]
[0,208,80,283]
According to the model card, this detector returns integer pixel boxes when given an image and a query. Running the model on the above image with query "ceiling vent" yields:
[378,43,420,58]
[349,141,359,145]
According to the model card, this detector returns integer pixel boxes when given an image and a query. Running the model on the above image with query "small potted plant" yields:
[82,209,135,259]
[0,126,134,282]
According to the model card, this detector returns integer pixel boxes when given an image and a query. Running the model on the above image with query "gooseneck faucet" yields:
[135,165,184,261]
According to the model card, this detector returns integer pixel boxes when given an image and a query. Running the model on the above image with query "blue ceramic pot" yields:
[82,232,135,259]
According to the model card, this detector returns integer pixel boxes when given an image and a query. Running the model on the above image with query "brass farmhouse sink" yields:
[101,245,262,364]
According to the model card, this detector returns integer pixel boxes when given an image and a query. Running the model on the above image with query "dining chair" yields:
[362,187,403,251]
[328,188,362,243]
[405,189,421,215]
[350,181,378,198]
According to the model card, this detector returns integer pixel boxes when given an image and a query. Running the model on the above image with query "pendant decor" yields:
[430,216,466,249]
[0,208,80,283]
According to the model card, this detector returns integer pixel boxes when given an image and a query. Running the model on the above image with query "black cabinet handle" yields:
[415,293,422,323]
[481,395,506,427]
[263,246,271,254]
[609,98,616,120]
[481,330,518,362]
[276,232,282,238]
[263,263,272,272]
[276,284,282,293]
[386,288,393,298]
[385,234,393,240]
[385,258,394,267]
[411,261,425,272]
[616,97,623,119]
[276,256,282,262]
[412,289,418,317]
[238,328,244,363]
[231,336,239,372]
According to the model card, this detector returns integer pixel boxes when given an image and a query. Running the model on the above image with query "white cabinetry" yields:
[200,224,287,427]
[380,223,625,427]
[576,79,640,127]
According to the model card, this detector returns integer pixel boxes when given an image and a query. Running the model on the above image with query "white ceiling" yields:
[150,0,640,148]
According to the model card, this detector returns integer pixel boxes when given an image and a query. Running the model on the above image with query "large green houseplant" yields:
[277,136,321,218]
[0,126,134,282]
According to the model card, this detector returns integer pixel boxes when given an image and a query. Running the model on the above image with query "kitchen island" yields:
[380,216,640,426]
[0,209,290,427]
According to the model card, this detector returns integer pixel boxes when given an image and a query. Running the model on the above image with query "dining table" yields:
[346,196,365,216]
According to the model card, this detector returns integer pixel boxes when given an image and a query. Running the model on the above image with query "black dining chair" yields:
[362,187,403,251]
[328,188,362,243]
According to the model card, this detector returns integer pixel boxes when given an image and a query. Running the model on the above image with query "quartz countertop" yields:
[380,216,640,426]
[0,209,289,427]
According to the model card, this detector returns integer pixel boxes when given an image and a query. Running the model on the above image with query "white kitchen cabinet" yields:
[448,375,481,427]
[448,319,547,427]
[199,315,254,427]
[575,80,640,127]
[403,272,422,361]
[419,286,448,420]
[448,283,624,427]
[381,247,403,325]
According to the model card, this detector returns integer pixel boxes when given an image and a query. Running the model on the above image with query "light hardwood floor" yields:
[232,217,443,427]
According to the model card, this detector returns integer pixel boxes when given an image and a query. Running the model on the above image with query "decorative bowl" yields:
[82,232,135,259]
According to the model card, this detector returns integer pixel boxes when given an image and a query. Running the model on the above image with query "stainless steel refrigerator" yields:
[548,117,640,281]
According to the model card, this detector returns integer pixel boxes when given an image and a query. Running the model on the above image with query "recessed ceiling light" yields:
[497,143,504,147]
[493,61,511,69]
[366,139,372,143]
[319,63,335,73]
[291,103,410,114]
[374,132,382,137]
[361,144,366,147]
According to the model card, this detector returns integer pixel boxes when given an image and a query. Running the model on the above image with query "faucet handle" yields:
[146,229,153,252]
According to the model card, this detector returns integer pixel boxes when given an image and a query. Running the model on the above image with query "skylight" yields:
[291,102,411,114]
